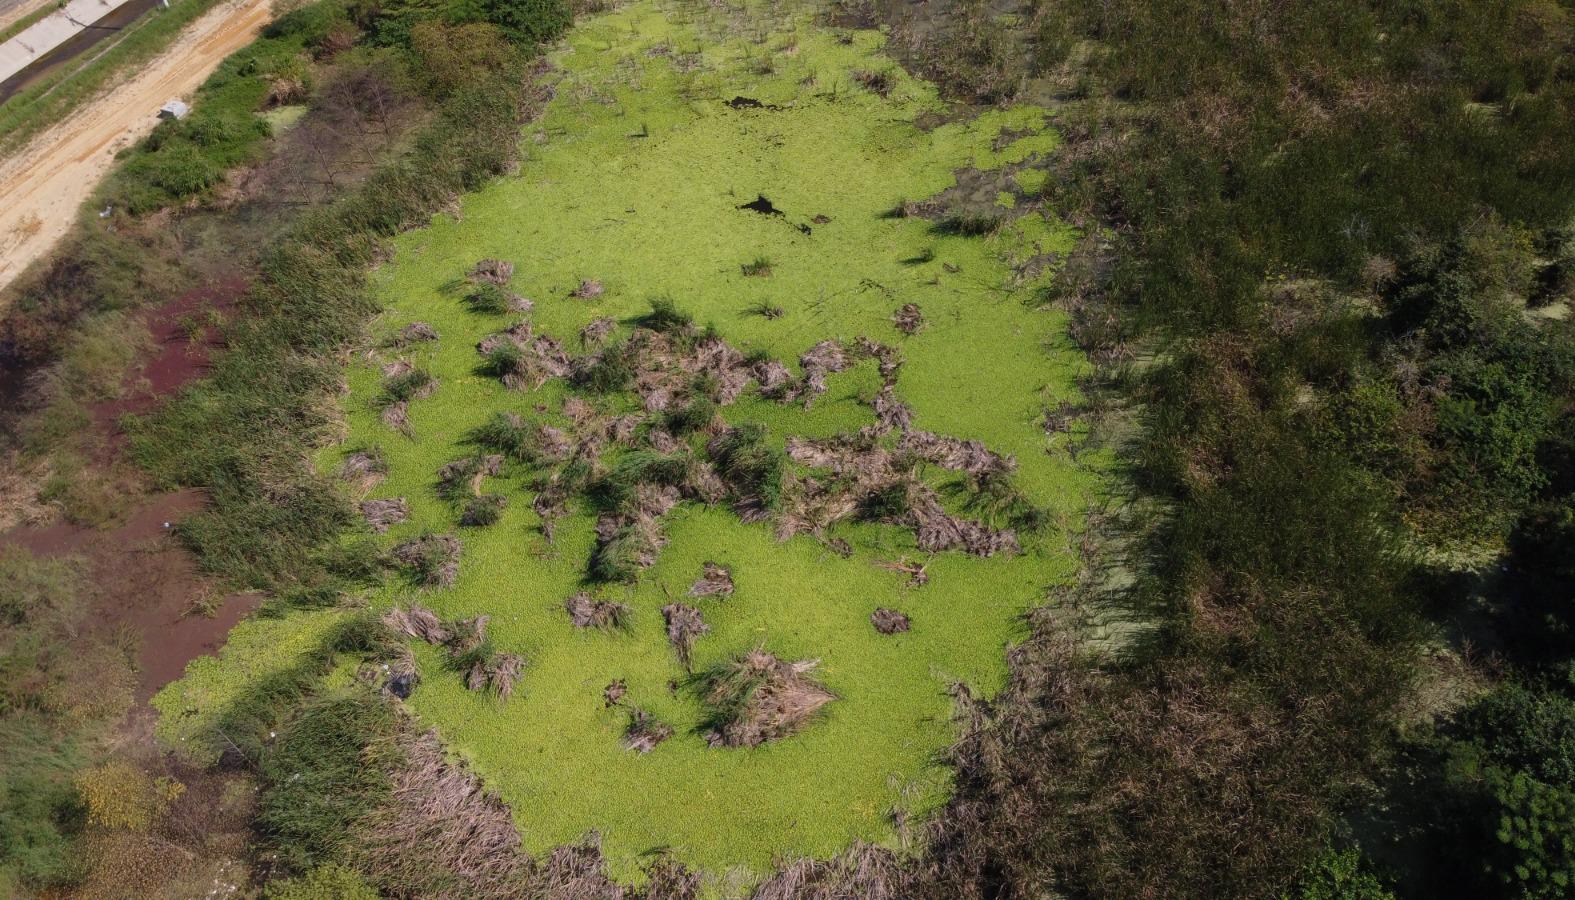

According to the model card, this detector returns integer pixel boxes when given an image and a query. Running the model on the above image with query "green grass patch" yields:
[327,0,1097,877]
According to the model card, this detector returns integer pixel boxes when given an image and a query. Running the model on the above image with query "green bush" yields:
[1489,771,1575,898]
[264,863,378,899]
[1285,849,1395,900]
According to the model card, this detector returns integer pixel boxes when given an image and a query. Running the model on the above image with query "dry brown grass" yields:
[700,650,836,749]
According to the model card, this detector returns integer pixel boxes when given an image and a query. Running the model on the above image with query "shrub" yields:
[1284,849,1395,900]
[264,863,379,899]
[480,0,572,46]
[1488,771,1575,898]
[632,297,693,333]
[74,763,183,832]
[464,281,513,314]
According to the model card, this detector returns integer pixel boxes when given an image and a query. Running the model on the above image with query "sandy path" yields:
[0,0,273,296]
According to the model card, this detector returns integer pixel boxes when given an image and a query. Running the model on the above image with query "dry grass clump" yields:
[571,278,605,299]
[437,454,503,499]
[382,401,412,435]
[395,320,439,346]
[891,302,924,335]
[383,603,451,644]
[466,281,533,314]
[477,322,571,390]
[459,493,508,527]
[699,650,836,748]
[579,316,616,347]
[564,592,632,630]
[479,652,525,700]
[752,843,909,900]
[896,429,1013,478]
[383,606,526,700]
[361,497,409,532]
[470,258,515,285]
[392,533,462,587]
[687,561,734,597]
[622,708,674,753]
[469,411,572,466]
[661,602,709,670]
[852,68,896,97]
[339,448,388,494]
[603,679,626,707]
[870,607,911,634]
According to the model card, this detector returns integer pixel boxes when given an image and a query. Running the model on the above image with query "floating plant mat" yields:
[330,0,1096,877]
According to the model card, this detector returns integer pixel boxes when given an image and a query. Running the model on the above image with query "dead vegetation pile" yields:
[662,603,708,670]
[892,303,924,335]
[782,434,1021,556]
[395,321,439,346]
[392,534,462,587]
[381,605,526,701]
[603,679,626,707]
[580,316,616,347]
[751,843,910,900]
[445,299,1023,579]
[341,448,388,494]
[622,708,674,753]
[380,367,438,436]
[470,258,515,285]
[564,592,632,630]
[437,454,503,499]
[477,322,571,390]
[870,608,911,634]
[700,650,835,748]
[384,603,452,645]
[361,497,409,532]
[687,562,733,597]
[466,651,525,700]
[897,429,1014,479]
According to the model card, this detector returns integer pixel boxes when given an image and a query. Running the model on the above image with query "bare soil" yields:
[0,489,261,705]
[0,0,273,297]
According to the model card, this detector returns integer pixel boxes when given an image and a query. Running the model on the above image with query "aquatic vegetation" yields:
[326,0,1097,877]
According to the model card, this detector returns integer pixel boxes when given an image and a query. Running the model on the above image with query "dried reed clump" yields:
[891,302,924,335]
[622,708,674,753]
[392,534,462,587]
[437,454,504,499]
[603,679,627,707]
[460,493,508,527]
[361,497,409,532]
[382,604,451,645]
[871,608,911,634]
[580,316,617,347]
[661,603,709,670]
[687,561,734,598]
[700,650,835,748]
[381,401,411,435]
[896,429,1014,479]
[395,321,439,345]
[477,322,571,390]
[340,448,388,493]
[470,258,515,285]
[751,843,910,900]
[564,592,633,630]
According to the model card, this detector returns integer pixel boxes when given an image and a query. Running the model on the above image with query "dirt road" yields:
[0,0,273,297]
